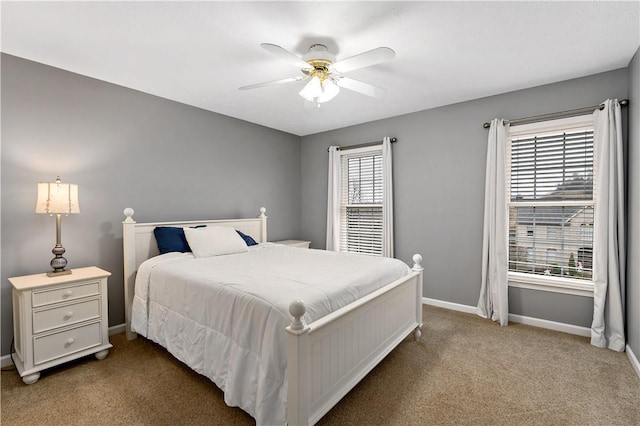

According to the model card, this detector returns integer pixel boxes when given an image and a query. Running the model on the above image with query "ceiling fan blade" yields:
[336,77,387,98]
[330,47,395,74]
[260,43,313,71]
[239,76,307,91]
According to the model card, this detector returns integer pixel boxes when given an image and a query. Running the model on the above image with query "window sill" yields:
[508,272,594,297]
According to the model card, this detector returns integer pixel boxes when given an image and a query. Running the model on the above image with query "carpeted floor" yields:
[2,306,638,425]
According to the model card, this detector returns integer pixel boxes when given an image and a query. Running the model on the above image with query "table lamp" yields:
[35,176,80,276]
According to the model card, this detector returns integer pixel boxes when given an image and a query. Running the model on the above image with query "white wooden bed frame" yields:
[122,207,424,426]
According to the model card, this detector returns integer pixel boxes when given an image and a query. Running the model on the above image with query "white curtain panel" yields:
[326,146,341,251]
[591,99,626,351]
[382,137,394,258]
[477,119,510,326]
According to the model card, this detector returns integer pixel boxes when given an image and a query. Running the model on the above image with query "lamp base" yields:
[47,269,72,277]
[49,244,70,277]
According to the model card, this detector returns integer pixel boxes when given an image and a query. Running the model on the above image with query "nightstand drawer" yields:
[33,298,101,334]
[32,281,100,307]
[33,322,101,365]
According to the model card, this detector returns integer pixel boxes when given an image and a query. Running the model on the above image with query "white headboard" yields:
[122,207,267,339]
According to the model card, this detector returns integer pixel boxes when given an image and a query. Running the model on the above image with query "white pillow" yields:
[184,226,248,258]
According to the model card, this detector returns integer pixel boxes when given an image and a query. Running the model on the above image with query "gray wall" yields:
[627,47,640,358]
[301,68,629,328]
[1,54,302,356]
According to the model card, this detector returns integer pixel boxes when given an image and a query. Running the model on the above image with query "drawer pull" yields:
[65,338,75,346]
[64,311,74,320]
[62,290,73,298]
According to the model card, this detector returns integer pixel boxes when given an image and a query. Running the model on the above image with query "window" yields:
[507,115,595,291]
[339,147,384,256]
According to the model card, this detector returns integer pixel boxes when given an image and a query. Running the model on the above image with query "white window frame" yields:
[506,115,595,297]
[338,145,385,256]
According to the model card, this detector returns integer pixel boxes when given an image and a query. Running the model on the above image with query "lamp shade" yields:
[35,177,80,214]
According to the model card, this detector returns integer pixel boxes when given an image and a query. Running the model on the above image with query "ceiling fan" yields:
[239,43,395,105]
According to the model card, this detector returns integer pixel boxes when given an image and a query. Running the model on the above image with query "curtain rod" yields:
[482,99,629,129]
[327,137,397,152]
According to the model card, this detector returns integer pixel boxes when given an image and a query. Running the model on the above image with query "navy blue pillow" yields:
[236,230,258,246]
[154,225,206,254]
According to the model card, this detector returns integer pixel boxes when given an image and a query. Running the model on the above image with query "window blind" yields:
[510,130,594,201]
[340,151,383,256]
[508,128,594,280]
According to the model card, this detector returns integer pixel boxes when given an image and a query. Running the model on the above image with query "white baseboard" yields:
[109,323,126,336]
[422,297,477,315]
[1,354,13,368]
[507,312,590,337]
[422,297,590,336]
[627,344,640,380]
[1,323,127,369]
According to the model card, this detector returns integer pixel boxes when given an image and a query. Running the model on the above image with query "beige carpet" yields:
[2,306,638,425]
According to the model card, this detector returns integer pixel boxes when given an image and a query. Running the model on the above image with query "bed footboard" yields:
[286,254,424,426]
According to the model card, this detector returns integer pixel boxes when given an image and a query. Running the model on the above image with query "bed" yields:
[123,207,424,425]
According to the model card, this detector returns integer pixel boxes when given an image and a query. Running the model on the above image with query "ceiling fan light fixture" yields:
[299,76,322,102]
[319,78,340,103]
[299,76,340,104]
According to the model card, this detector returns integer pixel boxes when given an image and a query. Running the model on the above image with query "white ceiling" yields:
[2,1,639,136]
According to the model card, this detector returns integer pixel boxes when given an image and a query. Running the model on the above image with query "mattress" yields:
[131,243,411,425]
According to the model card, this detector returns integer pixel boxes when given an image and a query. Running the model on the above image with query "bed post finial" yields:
[289,299,307,331]
[259,207,267,243]
[412,254,423,271]
[123,208,136,223]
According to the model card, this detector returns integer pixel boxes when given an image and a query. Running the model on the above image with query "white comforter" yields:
[131,243,411,425]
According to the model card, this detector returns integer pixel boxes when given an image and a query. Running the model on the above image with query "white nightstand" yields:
[10,266,112,384]
[274,239,311,249]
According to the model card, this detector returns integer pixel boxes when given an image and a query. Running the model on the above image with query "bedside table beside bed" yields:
[273,239,311,248]
[10,266,112,384]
